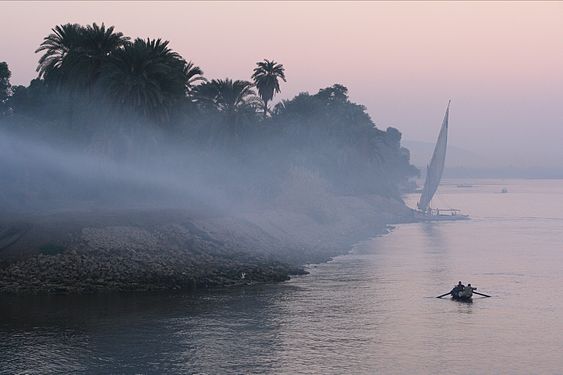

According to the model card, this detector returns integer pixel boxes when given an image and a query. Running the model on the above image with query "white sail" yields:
[417,101,450,211]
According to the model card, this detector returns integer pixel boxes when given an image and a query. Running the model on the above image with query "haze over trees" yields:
[0,22,417,212]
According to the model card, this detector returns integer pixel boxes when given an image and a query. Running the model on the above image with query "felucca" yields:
[416,101,468,221]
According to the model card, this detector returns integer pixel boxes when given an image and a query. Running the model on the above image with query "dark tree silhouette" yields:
[76,23,129,89]
[35,23,84,85]
[100,38,187,122]
[251,59,286,117]
[194,78,259,114]
[183,61,206,97]
[35,23,128,91]
[193,79,260,137]
[6,22,418,194]
[316,84,349,104]
[0,62,11,115]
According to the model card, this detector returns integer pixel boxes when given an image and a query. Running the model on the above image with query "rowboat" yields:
[437,286,490,300]
[451,292,472,302]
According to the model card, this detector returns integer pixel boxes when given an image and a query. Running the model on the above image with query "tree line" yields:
[0,22,417,205]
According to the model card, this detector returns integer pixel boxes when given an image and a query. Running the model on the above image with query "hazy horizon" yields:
[2,1,563,169]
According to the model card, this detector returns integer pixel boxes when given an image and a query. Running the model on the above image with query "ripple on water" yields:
[2,180,563,374]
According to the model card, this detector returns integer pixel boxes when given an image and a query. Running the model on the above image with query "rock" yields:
[0,197,410,294]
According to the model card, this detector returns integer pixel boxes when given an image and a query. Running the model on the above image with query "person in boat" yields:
[462,283,476,298]
[450,281,464,297]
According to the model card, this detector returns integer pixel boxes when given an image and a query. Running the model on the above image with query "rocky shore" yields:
[0,195,413,294]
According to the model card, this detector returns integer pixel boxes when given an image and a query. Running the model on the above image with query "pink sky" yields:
[2,1,563,167]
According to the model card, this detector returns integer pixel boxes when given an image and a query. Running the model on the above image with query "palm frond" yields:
[251,59,286,115]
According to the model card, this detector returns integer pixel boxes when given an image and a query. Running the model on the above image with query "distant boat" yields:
[456,183,474,188]
[500,187,508,193]
[437,284,491,301]
[415,101,468,221]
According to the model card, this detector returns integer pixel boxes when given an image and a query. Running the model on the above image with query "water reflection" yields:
[3,180,563,374]
[1,287,288,374]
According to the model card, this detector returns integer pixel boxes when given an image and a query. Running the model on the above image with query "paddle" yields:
[436,292,451,298]
[473,291,491,298]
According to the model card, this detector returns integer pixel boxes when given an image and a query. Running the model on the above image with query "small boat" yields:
[451,292,472,302]
[415,101,469,221]
[438,285,490,300]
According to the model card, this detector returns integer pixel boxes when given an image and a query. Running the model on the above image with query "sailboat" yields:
[415,101,468,221]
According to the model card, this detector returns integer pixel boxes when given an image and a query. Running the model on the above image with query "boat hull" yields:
[414,211,469,222]
[451,294,473,302]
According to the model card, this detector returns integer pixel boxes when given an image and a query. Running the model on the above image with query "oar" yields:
[436,292,451,298]
[473,291,491,298]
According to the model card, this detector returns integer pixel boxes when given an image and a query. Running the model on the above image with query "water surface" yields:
[2,179,563,374]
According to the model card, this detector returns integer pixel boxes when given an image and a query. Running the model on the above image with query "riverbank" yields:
[0,194,413,294]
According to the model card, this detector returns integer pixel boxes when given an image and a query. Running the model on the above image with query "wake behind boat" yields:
[415,101,469,221]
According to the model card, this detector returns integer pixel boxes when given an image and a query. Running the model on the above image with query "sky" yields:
[1,1,562,168]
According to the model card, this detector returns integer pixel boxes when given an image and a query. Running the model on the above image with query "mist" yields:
[0,81,415,218]
[0,48,417,297]
[3,3,563,374]
[0,21,420,301]
[0,126,230,214]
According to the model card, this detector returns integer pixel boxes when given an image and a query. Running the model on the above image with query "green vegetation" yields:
[0,22,417,210]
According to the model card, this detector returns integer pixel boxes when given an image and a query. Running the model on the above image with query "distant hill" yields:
[403,140,563,179]
[402,140,485,169]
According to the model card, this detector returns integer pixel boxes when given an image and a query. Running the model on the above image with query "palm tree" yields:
[78,23,129,89]
[194,78,260,114]
[35,23,128,90]
[251,59,286,117]
[193,79,260,138]
[100,38,187,122]
[183,61,206,97]
[35,23,84,85]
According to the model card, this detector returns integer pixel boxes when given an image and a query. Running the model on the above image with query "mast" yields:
[417,101,450,211]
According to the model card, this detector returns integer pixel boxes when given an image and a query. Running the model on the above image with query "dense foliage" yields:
[0,22,416,211]
[0,62,10,116]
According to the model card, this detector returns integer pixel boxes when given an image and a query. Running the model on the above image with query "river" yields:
[2,179,563,374]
